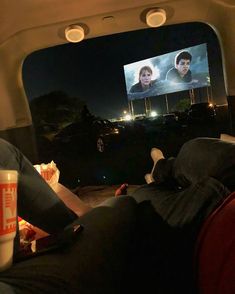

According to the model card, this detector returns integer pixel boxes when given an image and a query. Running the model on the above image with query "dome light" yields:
[65,25,85,43]
[146,9,166,28]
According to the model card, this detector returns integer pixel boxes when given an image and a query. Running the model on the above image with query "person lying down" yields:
[0,137,234,294]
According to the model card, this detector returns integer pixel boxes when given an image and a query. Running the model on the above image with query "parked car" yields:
[53,118,121,153]
[162,113,178,126]
[188,102,216,123]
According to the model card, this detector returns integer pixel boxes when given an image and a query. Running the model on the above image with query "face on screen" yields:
[139,70,152,86]
[124,43,210,99]
[176,59,191,76]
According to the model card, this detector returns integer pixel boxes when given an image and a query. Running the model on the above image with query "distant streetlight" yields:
[123,110,127,114]
[150,111,157,117]
[124,114,132,121]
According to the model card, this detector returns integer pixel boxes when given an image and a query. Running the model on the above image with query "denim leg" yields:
[0,139,77,234]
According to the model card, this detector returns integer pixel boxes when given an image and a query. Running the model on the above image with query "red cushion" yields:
[195,192,235,294]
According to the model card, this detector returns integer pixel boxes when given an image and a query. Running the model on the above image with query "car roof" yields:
[0,1,234,88]
[0,1,216,43]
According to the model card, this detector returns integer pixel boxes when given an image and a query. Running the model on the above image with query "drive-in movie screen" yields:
[123,43,211,100]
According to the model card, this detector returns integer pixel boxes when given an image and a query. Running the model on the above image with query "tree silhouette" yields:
[175,98,191,112]
[30,91,86,128]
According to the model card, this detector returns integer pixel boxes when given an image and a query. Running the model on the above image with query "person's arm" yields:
[51,183,92,216]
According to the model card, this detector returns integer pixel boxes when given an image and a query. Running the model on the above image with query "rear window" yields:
[22,22,228,188]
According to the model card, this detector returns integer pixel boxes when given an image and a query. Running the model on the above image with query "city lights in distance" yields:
[124,114,132,121]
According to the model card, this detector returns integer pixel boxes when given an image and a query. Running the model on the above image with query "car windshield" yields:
[22,22,228,188]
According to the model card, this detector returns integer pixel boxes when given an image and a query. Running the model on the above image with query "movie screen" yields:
[123,43,211,100]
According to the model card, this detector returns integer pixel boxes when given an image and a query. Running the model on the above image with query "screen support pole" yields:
[144,97,152,117]
[128,100,135,118]
[189,89,195,104]
[165,94,169,113]
[206,87,209,102]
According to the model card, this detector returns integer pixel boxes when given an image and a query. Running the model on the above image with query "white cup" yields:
[0,170,18,272]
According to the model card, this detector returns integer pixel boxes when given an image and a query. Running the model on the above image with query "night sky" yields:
[22,22,227,119]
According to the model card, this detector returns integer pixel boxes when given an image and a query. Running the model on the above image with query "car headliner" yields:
[0,0,234,132]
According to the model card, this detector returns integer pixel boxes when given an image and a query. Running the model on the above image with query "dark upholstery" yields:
[195,191,235,294]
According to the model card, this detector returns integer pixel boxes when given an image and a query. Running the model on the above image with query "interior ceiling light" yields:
[146,8,166,28]
[65,25,85,43]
